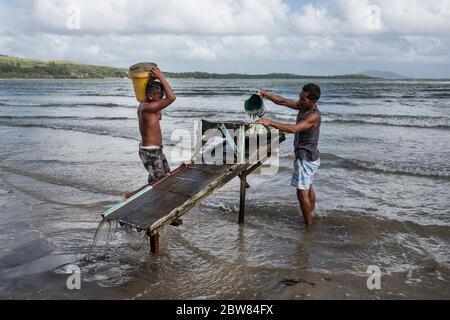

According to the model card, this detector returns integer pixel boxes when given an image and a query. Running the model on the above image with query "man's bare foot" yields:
[122,192,132,201]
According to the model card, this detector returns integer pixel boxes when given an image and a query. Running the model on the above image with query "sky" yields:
[0,0,449,78]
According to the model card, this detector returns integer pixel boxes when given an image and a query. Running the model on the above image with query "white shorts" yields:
[291,159,320,190]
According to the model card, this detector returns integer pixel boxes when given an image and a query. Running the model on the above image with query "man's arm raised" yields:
[259,89,299,110]
[140,67,176,113]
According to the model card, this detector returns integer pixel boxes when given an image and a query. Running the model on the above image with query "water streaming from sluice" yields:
[86,219,113,261]
[86,220,151,261]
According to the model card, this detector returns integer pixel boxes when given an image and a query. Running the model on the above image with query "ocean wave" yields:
[77,103,132,108]
[272,112,450,129]
[272,114,296,121]
[0,102,135,109]
[321,100,361,106]
[322,113,450,129]
[77,93,133,97]
[166,113,219,119]
[423,88,450,92]
[171,108,243,116]
[346,94,385,99]
[278,152,449,179]
[343,158,450,179]
[0,115,133,121]
[0,121,138,141]
[401,92,450,99]
[325,153,450,179]
[177,90,250,97]
[424,93,450,98]
[323,153,450,179]
[76,87,253,97]
[0,165,122,198]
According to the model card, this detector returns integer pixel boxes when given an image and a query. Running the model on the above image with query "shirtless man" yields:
[123,66,176,200]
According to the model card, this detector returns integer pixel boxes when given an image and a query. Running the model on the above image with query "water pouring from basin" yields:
[244,93,266,121]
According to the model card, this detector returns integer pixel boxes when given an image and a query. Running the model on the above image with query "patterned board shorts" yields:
[139,145,171,184]
[291,158,320,190]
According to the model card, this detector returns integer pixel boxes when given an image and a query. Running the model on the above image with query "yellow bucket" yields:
[129,62,157,102]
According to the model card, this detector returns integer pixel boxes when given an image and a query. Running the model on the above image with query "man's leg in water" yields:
[297,188,313,225]
[309,185,316,212]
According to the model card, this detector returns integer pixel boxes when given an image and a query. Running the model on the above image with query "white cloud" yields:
[292,3,340,35]
[1,0,449,76]
[292,0,450,36]
[14,0,290,35]
[14,0,449,36]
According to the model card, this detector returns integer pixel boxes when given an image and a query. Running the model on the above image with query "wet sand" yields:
[1,168,449,300]
[1,79,449,300]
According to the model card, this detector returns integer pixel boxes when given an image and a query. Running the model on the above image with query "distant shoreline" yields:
[0,76,450,82]
[0,77,126,80]
[2,54,449,81]
[0,54,385,80]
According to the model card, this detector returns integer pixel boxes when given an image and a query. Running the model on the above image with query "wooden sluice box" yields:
[101,120,286,254]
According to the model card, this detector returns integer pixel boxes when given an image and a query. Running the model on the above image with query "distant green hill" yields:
[0,54,377,80]
[163,71,376,80]
[0,55,128,79]
[361,69,407,79]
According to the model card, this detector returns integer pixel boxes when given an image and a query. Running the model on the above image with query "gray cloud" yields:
[1,0,449,77]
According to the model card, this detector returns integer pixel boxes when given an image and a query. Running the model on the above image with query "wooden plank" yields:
[154,165,231,197]
[102,163,187,220]
[105,164,235,231]
[149,163,245,236]
[102,185,153,219]
[202,119,246,132]
[243,161,262,177]
[109,189,190,229]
